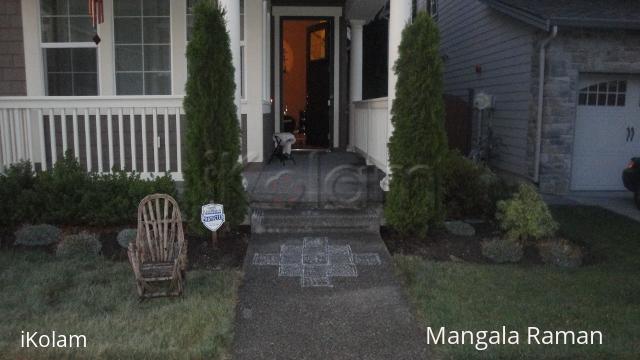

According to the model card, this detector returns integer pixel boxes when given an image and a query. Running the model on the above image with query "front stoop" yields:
[250,207,382,234]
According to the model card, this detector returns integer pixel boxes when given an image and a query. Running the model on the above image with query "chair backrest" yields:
[136,194,185,263]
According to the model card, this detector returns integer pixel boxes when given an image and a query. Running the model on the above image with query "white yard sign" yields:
[201,204,225,232]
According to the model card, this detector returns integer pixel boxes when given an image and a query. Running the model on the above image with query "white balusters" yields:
[152,108,159,174]
[0,99,185,180]
[107,108,114,172]
[60,108,68,154]
[25,109,34,162]
[96,108,103,173]
[48,109,56,165]
[141,108,148,174]
[38,109,46,171]
[0,110,8,167]
[72,109,79,159]
[118,108,125,170]
[14,110,24,160]
[130,108,136,172]
[175,107,182,174]
[164,108,170,172]
[84,108,91,172]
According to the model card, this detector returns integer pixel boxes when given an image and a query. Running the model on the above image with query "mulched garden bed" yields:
[381,223,544,265]
[1,224,250,270]
[98,225,250,270]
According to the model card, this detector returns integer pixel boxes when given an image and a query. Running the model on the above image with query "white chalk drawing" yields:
[252,237,382,288]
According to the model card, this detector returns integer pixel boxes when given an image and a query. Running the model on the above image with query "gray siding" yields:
[0,0,26,95]
[438,0,536,176]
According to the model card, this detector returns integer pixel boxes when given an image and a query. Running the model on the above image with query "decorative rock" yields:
[537,238,583,268]
[117,229,137,249]
[445,221,476,237]
[481,237,523,263]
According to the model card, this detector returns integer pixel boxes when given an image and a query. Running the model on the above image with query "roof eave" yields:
[551,17,640,31]
[479,0,550,31]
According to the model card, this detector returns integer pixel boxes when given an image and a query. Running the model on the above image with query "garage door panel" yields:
[571,155,628,191]
[571,75,640,191]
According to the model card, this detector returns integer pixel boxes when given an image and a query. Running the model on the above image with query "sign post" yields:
[201,203,225,247]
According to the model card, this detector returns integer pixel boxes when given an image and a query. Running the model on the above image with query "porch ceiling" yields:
[272,0,345,6]
[345,0,387,21]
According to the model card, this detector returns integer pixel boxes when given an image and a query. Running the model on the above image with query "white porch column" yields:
[348,19,364,152]
[388,0,412,116]
[383,0,412,190]
[349,20,365,102]
[219,0,242,120]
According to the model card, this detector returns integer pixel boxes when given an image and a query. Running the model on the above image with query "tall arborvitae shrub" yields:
[183,0,247,234]
[385,13,448,236]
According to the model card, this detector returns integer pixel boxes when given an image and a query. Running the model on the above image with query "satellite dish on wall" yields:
[473,92,493,110]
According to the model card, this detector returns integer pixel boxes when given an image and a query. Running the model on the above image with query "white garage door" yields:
[572,74,640,191]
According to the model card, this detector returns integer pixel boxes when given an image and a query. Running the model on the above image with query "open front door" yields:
[305,21,332,148]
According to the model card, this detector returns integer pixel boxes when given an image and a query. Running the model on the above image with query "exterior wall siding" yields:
[0,0,26,96]
[437,0,536,177]
[532,29,640,194]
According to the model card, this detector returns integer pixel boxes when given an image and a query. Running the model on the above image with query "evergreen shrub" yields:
[183,0,248,235]
[496,184,558,242]
[385,12,448,236]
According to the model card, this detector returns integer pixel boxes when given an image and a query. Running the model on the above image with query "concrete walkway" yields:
[232,204,429,358]
[544,191,640,223]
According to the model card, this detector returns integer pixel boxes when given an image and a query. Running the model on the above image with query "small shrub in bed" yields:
[0,161,39,230]
[117,229,137,249]
[0,152,177,228]
[56,233,101,258]
[14,224,61,247]
[537,238,583,268]
[442,151,509,220]
[496,184,558,242]
[481,237,523,263]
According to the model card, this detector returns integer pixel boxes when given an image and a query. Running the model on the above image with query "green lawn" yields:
[0,251,240,359]
[395,206,640,359]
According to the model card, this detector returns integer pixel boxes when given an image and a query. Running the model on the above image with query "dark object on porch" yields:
[128,194,187,299]
[268,133,296,166]
[444,94,472,156]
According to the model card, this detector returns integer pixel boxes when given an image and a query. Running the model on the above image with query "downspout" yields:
[533,25,558,183]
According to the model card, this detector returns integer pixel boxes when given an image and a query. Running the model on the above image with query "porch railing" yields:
[0,96,185,181]
[350,97,389,173]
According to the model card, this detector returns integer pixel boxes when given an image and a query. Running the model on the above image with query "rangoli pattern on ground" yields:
[252,237,381,288]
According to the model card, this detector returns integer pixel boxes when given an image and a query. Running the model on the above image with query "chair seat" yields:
[140,262,176,281]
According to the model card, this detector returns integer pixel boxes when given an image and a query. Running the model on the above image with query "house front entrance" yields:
[281,18,334,149]
[273,6,342,150]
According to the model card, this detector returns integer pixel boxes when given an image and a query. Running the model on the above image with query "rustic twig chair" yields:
[128,194,187,298]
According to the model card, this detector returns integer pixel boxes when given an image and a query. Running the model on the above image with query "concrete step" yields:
[251,208,382,234]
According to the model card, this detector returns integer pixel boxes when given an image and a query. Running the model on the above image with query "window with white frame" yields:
[114,0,171,95]
[186,0,198,41]
[578,80,627,107]
[428,0,438,19]
[40,0,98,96]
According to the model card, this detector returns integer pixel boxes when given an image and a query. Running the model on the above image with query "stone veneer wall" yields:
[531,29,640,194]
[0,0,26,96]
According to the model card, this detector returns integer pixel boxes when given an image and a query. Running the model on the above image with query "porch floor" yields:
[243,151,384,209]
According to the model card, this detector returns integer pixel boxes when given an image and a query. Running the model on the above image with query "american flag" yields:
[88,0,104,28]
